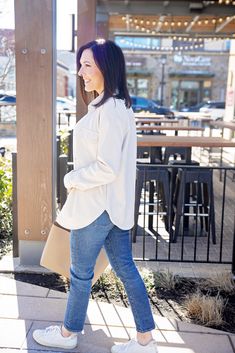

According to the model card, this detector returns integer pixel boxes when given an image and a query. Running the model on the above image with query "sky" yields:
[0,0,77,50]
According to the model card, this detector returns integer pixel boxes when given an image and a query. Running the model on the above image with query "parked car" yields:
[0,95,16,106]
[180,102,207,112]
[56,97,76,111]
[199,101,225,121]
[131,96,175,118]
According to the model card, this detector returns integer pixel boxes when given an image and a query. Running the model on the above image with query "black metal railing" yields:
[132,163,235,274]
[12,140,235,274]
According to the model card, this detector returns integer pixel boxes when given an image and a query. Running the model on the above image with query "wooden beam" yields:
[15,0,56,263]
[215,15,234,33]
[224,39,235,128]
[155,15,166,32]
[97,11,109,39]
[97,0,235,16]
[186,15,199,32]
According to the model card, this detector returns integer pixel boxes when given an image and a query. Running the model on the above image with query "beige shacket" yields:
[56,94,137,230]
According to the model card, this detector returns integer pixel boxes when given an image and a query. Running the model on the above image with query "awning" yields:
[126,69,152,75]
[169,70,215,78]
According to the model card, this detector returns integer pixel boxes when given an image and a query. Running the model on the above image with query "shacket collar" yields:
[88,92,104,112]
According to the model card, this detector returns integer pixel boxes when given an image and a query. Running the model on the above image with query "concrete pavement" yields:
[0,271,235,353]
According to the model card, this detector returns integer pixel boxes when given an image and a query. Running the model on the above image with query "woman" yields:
[33,39,158,353]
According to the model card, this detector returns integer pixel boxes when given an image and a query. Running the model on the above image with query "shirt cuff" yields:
[64,171,74,189]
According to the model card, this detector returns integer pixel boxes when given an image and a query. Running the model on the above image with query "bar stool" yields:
[168,160,200,229]
[163,147,190,164]
[133,165,171,242]
[173,168,216,244]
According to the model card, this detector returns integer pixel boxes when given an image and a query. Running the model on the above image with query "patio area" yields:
[132,143,235,273]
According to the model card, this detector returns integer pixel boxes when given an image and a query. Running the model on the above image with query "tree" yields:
[0,0,15,91]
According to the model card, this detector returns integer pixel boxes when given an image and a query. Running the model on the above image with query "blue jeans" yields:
[63,211,155,333]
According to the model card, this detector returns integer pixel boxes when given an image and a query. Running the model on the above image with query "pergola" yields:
[14,0,235,264]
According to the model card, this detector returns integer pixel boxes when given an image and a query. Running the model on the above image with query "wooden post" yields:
[12,152,18,257]
[97,12,109,40]
[224,40,235,127]
[76,0,97,120]
[14,0,56,264]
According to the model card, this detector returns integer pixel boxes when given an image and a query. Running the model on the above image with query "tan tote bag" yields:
[40,223,109,285]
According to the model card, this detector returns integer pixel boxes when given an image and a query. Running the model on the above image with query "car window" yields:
[136,97,149,108]
[216,102,225,109]
[0,95,16,102]
[206,102,225,109]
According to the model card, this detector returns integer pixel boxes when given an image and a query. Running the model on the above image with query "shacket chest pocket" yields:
[73,126,99,166]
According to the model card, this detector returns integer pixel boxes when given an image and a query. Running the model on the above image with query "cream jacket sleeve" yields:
[63,102,128,191]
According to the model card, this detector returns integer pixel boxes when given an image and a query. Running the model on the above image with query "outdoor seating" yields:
[163,146,190,164]
[167,160,200,229]
[173,167,216,244]
[133,164,171,242]
[137,146,162,163]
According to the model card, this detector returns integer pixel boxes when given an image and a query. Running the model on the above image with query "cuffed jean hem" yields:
[63,323,81,334]
[136,324,156,333]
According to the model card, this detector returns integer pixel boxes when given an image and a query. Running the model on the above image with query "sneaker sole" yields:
[33,332,77,350]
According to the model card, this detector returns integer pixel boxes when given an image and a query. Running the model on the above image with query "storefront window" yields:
[202,80,212,101]
[171,80,179,110]
[137,79,148,97]
[127,77,149,97]
[171,79,211,110]
[127,78,135,95]
[180,81,200,90]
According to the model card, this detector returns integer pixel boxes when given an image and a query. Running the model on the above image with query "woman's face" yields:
[78,49,104,95]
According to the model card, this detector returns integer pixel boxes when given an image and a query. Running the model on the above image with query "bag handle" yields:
[54,221,70,232]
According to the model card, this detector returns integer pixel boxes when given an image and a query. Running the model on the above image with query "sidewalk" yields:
[0,272,235,353]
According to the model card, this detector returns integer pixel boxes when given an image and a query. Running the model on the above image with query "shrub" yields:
[139,268,155,292]
[202,272,235,294]
[153,270,179,290]
[0,156,12,240]
[58,128,71,156]
[184,291,226,327]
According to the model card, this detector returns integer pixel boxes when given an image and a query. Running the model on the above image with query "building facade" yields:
[120,38,229,110]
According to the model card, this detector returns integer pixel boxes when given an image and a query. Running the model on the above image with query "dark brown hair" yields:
[77,39,131,108]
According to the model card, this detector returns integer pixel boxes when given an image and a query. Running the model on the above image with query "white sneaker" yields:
[111,339,158,353]
[33,325,77,350]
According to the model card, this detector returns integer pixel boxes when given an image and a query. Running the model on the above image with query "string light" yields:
[218,0,235,3]
[120,15,235,40]
[117,38,204,52]
[122,15,235,29]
